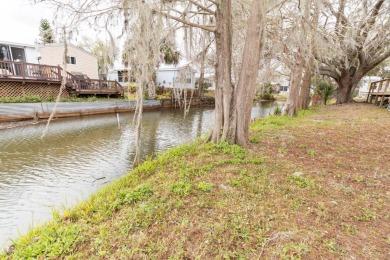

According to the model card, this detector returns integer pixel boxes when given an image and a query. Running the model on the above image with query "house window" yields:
[66,56,76,64]
[11,47,26,62]
[0,45,11,61]
[279,86,288,92]
[185,73,192,84]
[118,71,136,83]
[118,71,125,82]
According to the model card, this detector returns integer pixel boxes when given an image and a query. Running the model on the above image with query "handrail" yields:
[0,60,123,96]
[366,78,390,106]
[0,60,61,81]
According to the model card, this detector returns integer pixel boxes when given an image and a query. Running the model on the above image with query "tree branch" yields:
[205,0,220,6]
[188,0,215,15]
[359,0,385,41]
[159,10,216,32]
[365,48,390,72]
[319,66,341,81]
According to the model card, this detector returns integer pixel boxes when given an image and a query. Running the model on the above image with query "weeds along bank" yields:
[2,103,389,259]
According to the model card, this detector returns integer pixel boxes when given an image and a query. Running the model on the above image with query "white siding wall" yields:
[39,45,99,78]
[107,70,119,81]
[25,47,37,63]
[156,70,176,88]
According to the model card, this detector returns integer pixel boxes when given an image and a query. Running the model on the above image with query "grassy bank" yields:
[2,103,389,259]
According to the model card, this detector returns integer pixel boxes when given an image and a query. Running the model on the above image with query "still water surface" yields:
[0,101,282,247]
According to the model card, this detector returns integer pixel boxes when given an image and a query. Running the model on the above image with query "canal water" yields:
[0,101,282,247]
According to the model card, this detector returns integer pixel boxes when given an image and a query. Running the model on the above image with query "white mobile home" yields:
[109,64,197,89]
[156,65,196,89]
[107,67,133,86]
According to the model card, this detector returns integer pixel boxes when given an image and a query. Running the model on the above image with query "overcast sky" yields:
[1,0,54,44]
[1,0,188,67]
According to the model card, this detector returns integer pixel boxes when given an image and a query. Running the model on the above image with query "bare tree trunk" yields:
[335,70,363,104]
[336,73,354,104]
[285,0,314,114]
[232,0,265,146]
[219,2,234,142]
[211,0,233,142]
[299,66,311,109]
[286,50,304,116]
[336,86,352,104]
[210,0,266,145]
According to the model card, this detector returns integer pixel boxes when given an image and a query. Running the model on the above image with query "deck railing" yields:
[66,72,123,95]
[0,60,62,81]
[0,60,123,96]
[366,78,390,107]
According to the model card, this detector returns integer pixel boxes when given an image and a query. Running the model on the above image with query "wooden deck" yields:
[0,60,123,97]
[366,78,390,107]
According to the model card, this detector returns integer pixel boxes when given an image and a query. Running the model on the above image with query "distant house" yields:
[108,64,197,89]
[0,41,38,63]
[1,40,122,99]
[194,72,215,90]
[156,64,196,89]
[0,41,99,79]
[38,43,99,79]
[107,67,134,86]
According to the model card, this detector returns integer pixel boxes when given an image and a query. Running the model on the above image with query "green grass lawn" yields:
[2,103,389,259]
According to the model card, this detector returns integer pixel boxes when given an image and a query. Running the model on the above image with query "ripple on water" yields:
[0,103,281,248]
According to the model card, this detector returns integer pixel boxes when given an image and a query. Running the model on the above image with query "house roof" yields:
[0,40,36,48]
[109,63,197,73]
[38,43,97,59]
[158,63,196,72]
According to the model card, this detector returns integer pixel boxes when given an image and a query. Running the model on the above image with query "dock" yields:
[0,60,124,98]
[366,78,390,107]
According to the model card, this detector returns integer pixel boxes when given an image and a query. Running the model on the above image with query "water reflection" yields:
[0,101,282,247]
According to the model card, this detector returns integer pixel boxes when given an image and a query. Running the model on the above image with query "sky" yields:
[1,0,54,44]
[0,0,189,67]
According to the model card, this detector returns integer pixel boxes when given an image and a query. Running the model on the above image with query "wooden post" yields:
[370,83,377,104]
[366,82,373,103]
[380,79,389,107]
[21,62,26,79]
[58,66,62,82]
[374,81,383,106]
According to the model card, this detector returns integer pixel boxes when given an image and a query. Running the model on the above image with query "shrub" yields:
[0,95,42,103]
[315,82,335,105]
[273,106,282,116]
[257,83,276,100]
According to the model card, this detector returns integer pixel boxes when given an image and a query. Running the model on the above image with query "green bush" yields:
[143,91,149,100]
[0,95,42,103]
[44,96,56,102]
[315,82,335,105]
[257,83,275,100]
[273,106,282,116]
[87,96,97,102]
